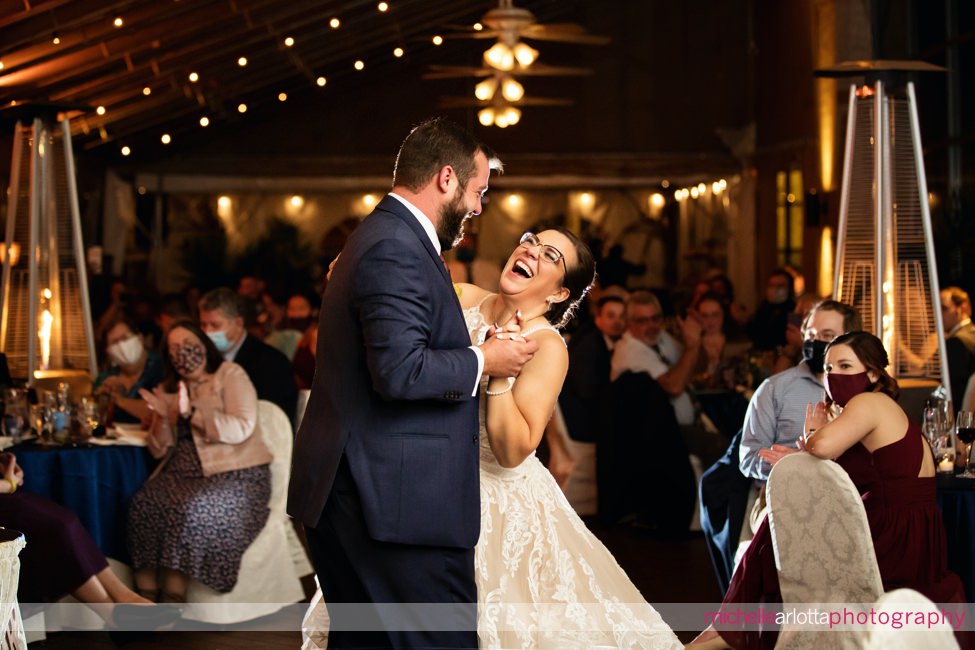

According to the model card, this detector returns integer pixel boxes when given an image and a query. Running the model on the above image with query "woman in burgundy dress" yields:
[0,452,178,628]
[692,331,967,649]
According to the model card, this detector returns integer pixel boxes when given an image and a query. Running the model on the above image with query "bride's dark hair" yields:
[544,226,596,329]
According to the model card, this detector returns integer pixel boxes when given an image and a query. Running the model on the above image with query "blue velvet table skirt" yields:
[13,442,152,562]
[936,473,975,601]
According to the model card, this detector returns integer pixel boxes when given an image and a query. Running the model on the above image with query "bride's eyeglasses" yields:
[519,232,567,275]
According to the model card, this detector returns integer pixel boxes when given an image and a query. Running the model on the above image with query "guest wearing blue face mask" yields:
[94,317,164,424]
[197,287,298,427]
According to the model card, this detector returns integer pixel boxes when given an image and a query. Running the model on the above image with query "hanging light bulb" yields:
[512,42,538,68]
[478,107,496,127]
[474,77,498,101]
[483,42,515,71]
[495,113,510,128]
[503,106,521,125]
[500,77,524,102]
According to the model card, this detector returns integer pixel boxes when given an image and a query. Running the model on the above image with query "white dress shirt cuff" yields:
[469,346,485,397]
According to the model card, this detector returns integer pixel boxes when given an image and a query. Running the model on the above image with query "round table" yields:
[936,471,975,601]
[12,441,152,561]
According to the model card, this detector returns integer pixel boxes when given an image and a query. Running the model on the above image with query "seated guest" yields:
[746,268,796,351]
[128,321,272,603]
[941,286,975,408]
[611,290,726,469]
[0,453,176,628]
[156,293,193,339]
[557,295,625,515]
[293,321,318,390]
[694,331,968,649]
[699,299,858,593]
[94,318,163,424]
[739,300,860,482]
[266,291,318,361]
[560,295,625,442]
[198,288,298,424]
[689,292,751,392]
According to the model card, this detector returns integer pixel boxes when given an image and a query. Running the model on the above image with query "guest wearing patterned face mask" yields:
[94,318,164,424]
[126,320,272,604]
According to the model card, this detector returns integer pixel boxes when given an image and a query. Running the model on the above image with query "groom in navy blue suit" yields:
[288,118,538,649]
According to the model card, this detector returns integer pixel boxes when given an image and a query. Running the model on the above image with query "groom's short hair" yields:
[393,117,502,192]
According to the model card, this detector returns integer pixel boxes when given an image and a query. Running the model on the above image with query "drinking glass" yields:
[933,427,956,474]
[2,388,29,443]
[956,411,975,478]
[79,396,101,438]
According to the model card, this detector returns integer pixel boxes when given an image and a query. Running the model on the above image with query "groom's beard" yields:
[436,187,472,252]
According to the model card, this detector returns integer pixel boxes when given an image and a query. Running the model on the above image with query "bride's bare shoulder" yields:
[456,283,491,310]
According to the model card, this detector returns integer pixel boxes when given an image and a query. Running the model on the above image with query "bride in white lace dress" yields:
[301,229,679,650]
[457,228,679,650]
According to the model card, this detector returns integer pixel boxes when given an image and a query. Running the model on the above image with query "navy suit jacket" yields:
[287,195,481,548]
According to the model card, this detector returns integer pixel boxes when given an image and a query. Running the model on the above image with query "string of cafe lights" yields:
[57,3,440,157]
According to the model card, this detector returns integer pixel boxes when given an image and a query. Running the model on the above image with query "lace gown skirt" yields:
[475,443,680,649]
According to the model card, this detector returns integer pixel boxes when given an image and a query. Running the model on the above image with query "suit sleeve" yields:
[354,237,479,402]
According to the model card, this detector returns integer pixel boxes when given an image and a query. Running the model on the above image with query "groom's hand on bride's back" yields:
[480,334,538,379]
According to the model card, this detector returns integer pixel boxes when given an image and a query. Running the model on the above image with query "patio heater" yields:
[0,107,97,392]
[828,64,949,414]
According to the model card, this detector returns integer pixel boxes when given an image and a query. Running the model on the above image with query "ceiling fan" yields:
[427,0,608,127]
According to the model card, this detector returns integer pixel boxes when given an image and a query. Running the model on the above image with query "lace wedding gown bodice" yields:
[464,303,680,650]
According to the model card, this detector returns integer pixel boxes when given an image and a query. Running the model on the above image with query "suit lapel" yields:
[375,195,451,285]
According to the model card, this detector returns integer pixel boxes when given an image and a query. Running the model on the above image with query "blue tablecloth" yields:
[936,473,975,601]
[12,442,152,561]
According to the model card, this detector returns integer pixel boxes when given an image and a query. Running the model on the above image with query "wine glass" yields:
[956,411,975,478]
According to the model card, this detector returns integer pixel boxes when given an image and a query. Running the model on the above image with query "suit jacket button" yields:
[472,435,477,443]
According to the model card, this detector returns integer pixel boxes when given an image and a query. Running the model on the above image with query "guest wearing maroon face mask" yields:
[692,331,968,650]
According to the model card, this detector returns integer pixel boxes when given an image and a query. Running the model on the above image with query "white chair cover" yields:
[0,529,27,650]
[183,400,310,623]
[767,453,883,650]
[863,588,959,649]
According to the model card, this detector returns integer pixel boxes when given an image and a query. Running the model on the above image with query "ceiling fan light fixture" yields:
[484,42,515,71]
[475,77,498,101]
[501,78,524,102]
[478,107,496,127]
[512,42,538,67]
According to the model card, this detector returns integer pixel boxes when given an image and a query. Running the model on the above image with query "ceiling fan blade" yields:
[505,63,593,77]
[424,63,593,80]
[520,23,610,45]
[440,30,503,40]
[422,66,495,80]
[437,96,574,108]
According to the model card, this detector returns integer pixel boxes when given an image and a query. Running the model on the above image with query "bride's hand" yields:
[493,310,525,341]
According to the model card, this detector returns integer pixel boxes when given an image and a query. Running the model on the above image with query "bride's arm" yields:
[484,330,568,467]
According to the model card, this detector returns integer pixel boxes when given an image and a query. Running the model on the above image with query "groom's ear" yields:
[436,165,454,194]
